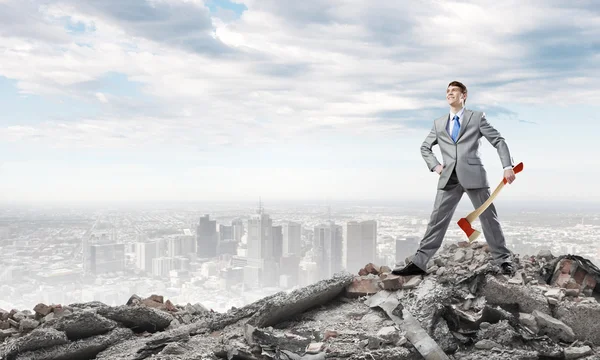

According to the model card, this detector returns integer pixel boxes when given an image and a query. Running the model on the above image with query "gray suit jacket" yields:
[421,108,514,190]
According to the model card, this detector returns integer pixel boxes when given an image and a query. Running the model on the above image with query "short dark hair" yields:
[447,81,467,104]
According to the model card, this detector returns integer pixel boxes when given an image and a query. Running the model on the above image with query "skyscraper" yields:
[246,211,273,260]
[272,225,283,260]
[135,241,159,273]
[197,215,218,258]
[219,224,234,242]
[283,221,302,256]
[90,243,125,275]
[167,236,195,258]
[244,205,278,288]
[345,220,377,274]
[314,221,343,279]
[232,218,244,242]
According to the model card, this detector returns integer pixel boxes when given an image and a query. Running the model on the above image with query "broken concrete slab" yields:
[373,291,450,360]
[41,310,117,340]
[483,275,551,314]
[555,301,600,345]
[247,272,354,328]
[96,305,173,333]
[532,310,575,343]
[0,328,68,359]
[16,327,134,360]
[564,345,593,359]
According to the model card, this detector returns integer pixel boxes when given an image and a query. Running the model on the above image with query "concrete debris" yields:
[564,345,593,359]
[2,242,600,360]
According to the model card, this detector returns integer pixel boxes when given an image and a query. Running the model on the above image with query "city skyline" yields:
[0,1,599,203]
[1,200,599,312]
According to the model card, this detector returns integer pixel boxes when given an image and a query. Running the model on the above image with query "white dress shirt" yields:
[447,107,465,136]
[446,107,513,171]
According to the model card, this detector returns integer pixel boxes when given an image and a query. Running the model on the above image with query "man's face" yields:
[446,86,466,107]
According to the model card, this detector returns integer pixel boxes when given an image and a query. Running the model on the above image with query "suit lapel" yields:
[456,109,472,141]
[437,114,453,142]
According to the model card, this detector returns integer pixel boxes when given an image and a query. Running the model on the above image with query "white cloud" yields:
[95,92,108,103]
[0,0,598,152]
[0,0,598,204]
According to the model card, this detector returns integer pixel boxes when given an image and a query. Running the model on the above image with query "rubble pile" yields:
[1,242,600,360]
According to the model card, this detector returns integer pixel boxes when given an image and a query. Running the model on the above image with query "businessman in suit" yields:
[393,81,516,276]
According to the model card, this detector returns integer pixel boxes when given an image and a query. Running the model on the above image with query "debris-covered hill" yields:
[2,241,600,360]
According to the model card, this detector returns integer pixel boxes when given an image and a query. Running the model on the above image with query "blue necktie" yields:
[451,115,460,142]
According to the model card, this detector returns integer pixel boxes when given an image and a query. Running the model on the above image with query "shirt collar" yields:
[450,107,465,119]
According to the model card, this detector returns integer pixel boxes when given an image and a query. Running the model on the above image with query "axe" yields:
[457,162,523,242]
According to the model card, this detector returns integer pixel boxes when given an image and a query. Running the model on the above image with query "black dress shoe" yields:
[500,262,515,275]
[391,262,427,276]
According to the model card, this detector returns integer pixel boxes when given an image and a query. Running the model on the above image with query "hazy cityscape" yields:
[1,200,599,313]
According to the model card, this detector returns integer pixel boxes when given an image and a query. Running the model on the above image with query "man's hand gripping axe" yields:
[457,162,524,242]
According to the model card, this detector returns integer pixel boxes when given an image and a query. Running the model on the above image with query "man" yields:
[393,81,516,276]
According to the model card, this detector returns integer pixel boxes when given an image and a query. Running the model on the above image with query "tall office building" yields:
[272,225,283,260]
[219,224,234,242]
[232,218,244,242]
[90,243,125,275]
[197,215,218,258]
[345,220,377,274]
[152,257,173,278]
[246,211,273,260]
[283,221,302,256]
[135,241,159,273]
[314,221,343,279]
[244,205,279,288]
[167,235,195,258]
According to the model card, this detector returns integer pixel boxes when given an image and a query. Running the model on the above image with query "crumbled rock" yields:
[2,244,599,360]
[518,313,539,333]
[33,304,53,317]
[483,275,551,314]
[555,301,600,345]
[18,319,39,332]
[475,339,500,350]
[532,309,576,343]
[96,305,173,333]
[0,328,68,359]
[42,310,117,340]
[347,276,380,297]
[564,345,593,359]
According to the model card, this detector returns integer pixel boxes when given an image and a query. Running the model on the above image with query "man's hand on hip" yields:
[434,164,443,175]
[504,168,516,184]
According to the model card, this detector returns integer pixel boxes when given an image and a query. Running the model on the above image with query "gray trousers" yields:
[412,170,512,270]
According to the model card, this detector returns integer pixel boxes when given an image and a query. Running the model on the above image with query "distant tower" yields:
[345,220,377,274]
[196,215,218,258]
[258,197,264,215]
[314,222,343,279]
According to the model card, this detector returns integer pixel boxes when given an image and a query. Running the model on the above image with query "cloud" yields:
[66,0,235,56]
[518,119,538,124]
[0,1,70,43]
[0,0,599,152]
[95,92,108,103]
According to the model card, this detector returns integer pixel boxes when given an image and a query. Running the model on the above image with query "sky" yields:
[0,0,599,206]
